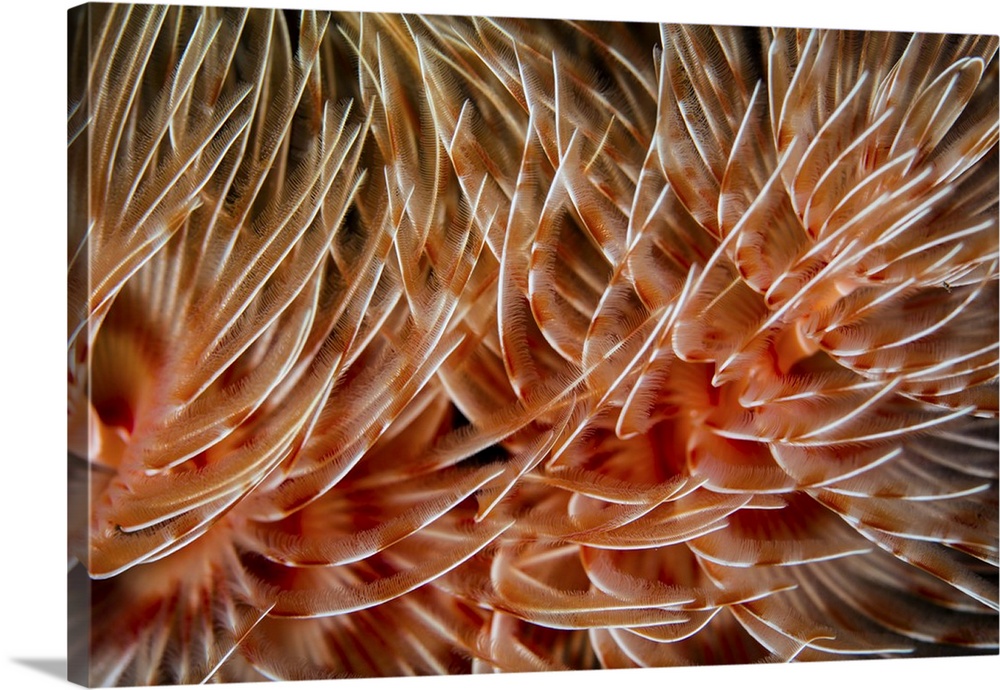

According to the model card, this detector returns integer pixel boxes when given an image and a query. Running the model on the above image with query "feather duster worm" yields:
[67,4,999,686]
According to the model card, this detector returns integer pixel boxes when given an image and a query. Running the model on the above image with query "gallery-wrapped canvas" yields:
[67,2,999,687]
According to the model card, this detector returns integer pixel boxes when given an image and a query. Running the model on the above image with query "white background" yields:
[2,0,998,688]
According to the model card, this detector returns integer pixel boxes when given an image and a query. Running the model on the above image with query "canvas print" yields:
[67,2,999,686]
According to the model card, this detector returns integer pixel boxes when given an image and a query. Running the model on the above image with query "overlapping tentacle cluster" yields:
[67,5,999,685]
